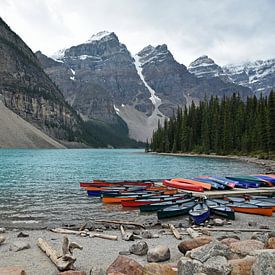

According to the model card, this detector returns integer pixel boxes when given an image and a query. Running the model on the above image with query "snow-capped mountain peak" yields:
[188,55,224,78]
[85,31,115,43]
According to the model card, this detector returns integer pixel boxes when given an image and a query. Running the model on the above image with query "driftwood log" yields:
[169,224,182,240]
[120,225,134,241]
[37,236,82,271]
[95,219,145,228]
[201,227,273,232]
[51,228,118,240]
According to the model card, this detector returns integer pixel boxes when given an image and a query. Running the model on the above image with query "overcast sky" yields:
[1,0,275,65]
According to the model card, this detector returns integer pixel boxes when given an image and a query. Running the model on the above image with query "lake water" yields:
[0,149,265,228]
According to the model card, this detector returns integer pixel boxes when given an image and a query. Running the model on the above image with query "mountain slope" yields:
[0,99,64,148]
[0,17,83,144]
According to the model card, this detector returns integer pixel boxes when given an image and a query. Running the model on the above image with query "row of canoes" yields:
[80,174,275,195]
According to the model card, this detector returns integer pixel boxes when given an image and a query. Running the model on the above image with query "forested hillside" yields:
[150,92,275,159]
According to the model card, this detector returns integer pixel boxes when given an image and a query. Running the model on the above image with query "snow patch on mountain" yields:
[86,31,112,43]
[51,48,66,61]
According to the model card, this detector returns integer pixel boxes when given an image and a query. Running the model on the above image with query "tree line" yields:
[150,91,275,159]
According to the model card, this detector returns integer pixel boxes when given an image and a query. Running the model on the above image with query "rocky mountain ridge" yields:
[188,55,275,96]
[0,17,83,144]
[38,33,251,141]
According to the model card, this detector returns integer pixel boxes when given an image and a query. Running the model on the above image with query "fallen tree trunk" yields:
[202,227,273,232]
[95,219,145,228]
[90,233,118,241]
[186,227,201,238]
[169,224,182,240]
[120,225,134,241]
[37,238,75,271]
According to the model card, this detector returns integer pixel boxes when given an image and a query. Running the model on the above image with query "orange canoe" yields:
[230,206,273,216]
[102,197,137,204]
[171,178,212,190]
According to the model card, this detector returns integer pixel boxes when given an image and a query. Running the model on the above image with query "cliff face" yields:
[0,17,82,142]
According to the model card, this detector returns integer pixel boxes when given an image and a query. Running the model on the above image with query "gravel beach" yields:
[0,212,275,275]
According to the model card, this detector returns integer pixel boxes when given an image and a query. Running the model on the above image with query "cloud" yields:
[0,0,275,65]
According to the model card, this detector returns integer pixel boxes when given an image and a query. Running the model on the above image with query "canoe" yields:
[226,176,271,187]
[157,201,197,219]
[121,195,187,207]
[81,180,154,187]
[252,175,275,185]
[139,196,195,212]
[189,203,210,224]
[193,178,225,189]
[206,200,235,220]
[197,176,236,188]
[163,180,204,192]
[171,178,212,190]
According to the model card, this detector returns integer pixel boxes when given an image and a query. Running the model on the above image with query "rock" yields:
[9,241,30,252]
[217,235,240,241]
[189,240,231,262]
[141,230,153,239]
[142,263,177,275]
[0,227,6,233]
[229,240,264,256]
[125,225,136,230]
[177,257,203,275]
[133,230,141,235]
[178,236,213,254]
[17,232,29,238]
[248,221,257,226]
[147,245,170,262]
[0,235,6,244]
[129,241,148,256]
[57,272,86,275]
[90,267,105,275]
[119,251,131,256]
[0,267,26,275]
[213,218,224,226]
[200,229,211,236]
[220,238,239,247]
[229,255,255,275]
[251,249,275,275]
[268,231,275,238]
[107,255,143,275]
[265,237,275,249]
[201,256,231,275]
[251,232,269,244]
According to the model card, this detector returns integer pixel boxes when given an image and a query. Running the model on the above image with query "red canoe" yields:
[163,180,204,192]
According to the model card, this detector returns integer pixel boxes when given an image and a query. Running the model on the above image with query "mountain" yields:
[0,17,83,145]
[137,45,251,116]
[223,59,275,96]
[37,32,252,142]
[188,55,275,96]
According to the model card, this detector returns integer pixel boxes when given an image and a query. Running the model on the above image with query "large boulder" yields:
[129,241,149,256]
[147,245,170,263]
[188,240,231,263]
[220,238,239,247]
[177,257,203,275]
[228,255,255,275]
[201,256,231,275]
[251,232,269,244]
[0,235,5,244]
[251,249,275,275]
[265,237,275,249]
[107,255,143,275]
[57,272,86,275]
[229,240,264,256]
[142,263,177,275]
[178,236,213,254]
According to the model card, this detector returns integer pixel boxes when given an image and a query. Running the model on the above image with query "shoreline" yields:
[0,212,275,274]
[151,152,275,172]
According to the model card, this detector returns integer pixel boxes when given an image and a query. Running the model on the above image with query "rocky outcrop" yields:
[0,17,82,143]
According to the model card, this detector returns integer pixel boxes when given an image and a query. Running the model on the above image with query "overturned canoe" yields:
[189,203,210,225]
[163,180,204,192]
[171,178,212,190]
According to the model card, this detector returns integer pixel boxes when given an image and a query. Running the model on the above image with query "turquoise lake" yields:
[0,149,265,228]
